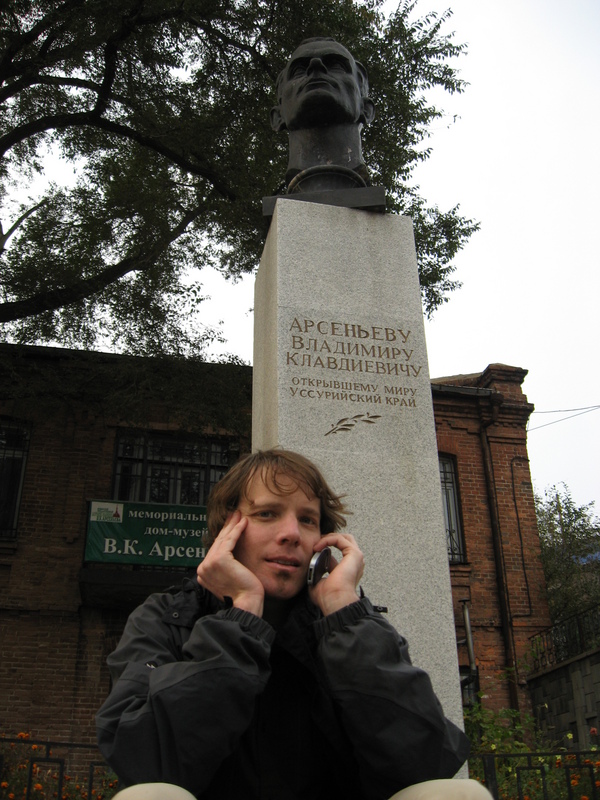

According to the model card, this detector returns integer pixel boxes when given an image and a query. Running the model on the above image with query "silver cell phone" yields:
[307,547,331,586]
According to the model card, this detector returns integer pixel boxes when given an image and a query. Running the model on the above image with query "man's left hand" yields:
[308,532,364,616]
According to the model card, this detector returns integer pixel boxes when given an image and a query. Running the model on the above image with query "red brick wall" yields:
[1,345,252,744]
[2,412,114,614]
[0,365,125,742]
[433,365,551,714]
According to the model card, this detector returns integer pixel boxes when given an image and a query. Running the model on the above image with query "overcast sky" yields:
[200,0,600,512]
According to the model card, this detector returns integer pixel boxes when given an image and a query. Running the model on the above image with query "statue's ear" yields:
[360,97,375,126]
[270,106,287,132]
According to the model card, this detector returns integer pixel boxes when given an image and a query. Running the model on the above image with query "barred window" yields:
[439,455,466,563]
[113,432,237,506]
[0,419,30,541]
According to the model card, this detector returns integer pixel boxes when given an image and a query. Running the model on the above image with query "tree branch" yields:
[0,0,86,82]
[185,13,274,76]
[0,110,237,200]
[0,74,102,105]
[0,204,205,322]
[0,199,48,253]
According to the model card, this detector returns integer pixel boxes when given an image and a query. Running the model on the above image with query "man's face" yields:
[233,471,322,601]
[275,40,366,131]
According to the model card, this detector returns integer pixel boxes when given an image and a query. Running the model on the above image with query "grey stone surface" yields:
[253,199,464,728]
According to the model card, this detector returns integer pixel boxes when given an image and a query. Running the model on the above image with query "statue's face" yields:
[275,40,368,131]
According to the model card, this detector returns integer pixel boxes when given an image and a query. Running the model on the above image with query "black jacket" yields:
[96,581,469,800]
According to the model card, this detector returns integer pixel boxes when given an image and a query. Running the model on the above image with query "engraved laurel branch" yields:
[324,413,382,436]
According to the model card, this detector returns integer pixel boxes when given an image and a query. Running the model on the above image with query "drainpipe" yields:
[479,394,520,711]
[461,599,478,686]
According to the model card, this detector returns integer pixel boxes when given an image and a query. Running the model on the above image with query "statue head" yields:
[271,37,375,133]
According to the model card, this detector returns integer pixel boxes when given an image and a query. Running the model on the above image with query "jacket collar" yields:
[161,578,225,627]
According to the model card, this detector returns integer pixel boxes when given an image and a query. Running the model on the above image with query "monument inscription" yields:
[281,312,424,435]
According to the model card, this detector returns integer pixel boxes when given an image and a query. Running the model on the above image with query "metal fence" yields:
[529,606,600,673]
[0,736,118,800]
[3,735,600,800]
[470,749,600,800]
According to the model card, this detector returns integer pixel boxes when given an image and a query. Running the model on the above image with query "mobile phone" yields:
[307,547,331,586]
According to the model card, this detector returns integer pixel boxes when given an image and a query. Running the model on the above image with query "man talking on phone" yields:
[96,449,491,800]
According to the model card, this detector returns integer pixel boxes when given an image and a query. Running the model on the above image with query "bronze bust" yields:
[271,38,375,194]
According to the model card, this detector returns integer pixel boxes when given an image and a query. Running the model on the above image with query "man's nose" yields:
[277,513,301,543]
[307,57,326,74]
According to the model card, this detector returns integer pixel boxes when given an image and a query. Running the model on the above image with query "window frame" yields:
[112,430,238,507]
[439,454,467,564]
[0,418,31,542]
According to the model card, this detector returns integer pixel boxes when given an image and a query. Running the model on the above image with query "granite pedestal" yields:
[253,198,463,727]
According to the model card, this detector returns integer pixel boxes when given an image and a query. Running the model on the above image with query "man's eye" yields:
[300,516,318,526]
[256,510,275,518]
[325,57,350,72]
[289,62,307,77]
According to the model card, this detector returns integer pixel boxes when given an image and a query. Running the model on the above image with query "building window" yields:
[113,431,237,506]
[0,420,30,542]
[459,665,479,708]
[439,455,466,563]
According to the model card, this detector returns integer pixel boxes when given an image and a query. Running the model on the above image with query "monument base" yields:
[262,185,386,216]
[253,199,464,729]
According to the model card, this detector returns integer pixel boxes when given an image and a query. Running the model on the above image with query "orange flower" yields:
[2,782,9,789]
[33,784,43,792]
[9,794,15,800]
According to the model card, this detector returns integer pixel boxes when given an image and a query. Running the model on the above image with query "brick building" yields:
[0,343,550,745]
[432,366,551,713]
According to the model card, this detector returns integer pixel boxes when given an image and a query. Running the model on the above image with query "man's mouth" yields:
[267,557,301,568]
[302,78,333,90]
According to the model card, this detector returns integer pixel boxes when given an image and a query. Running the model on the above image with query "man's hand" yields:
[196,511,265,617]
[308,532,364,616]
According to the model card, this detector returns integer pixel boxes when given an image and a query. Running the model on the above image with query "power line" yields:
[528,405,600,432]
[532,405,600,414]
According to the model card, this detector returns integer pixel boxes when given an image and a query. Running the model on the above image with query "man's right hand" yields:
[196,511,265,617]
